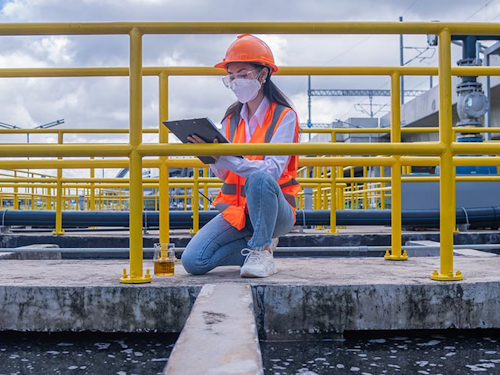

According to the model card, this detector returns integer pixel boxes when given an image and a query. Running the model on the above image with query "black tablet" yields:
[162,118,230,164]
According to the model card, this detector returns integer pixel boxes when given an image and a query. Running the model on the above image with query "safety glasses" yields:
[222,69,260,88]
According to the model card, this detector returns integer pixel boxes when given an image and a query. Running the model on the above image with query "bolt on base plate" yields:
[430,269,463,281]
[120,268,152,284]
[384,249,409,260]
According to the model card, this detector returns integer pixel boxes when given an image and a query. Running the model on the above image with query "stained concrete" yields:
[1,254,500,339]
[165,284,263,375]
[0,244,61,260]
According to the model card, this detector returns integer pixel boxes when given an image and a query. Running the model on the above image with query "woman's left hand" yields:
[187,134,219,162]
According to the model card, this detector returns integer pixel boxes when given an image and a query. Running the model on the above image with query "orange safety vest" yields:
[212,102,300,230]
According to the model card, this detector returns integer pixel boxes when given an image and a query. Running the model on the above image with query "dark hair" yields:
[222,63,294,122]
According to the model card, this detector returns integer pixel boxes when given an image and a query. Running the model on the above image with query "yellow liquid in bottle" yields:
[154,259,174,276]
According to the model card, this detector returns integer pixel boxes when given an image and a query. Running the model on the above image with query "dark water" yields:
[261,331,500,375]
[0,332,177,375]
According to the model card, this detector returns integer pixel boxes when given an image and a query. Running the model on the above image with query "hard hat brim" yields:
[214,60,278,73]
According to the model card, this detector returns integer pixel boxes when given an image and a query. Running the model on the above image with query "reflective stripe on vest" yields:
[279,177,299,189]
[221,183,246,197]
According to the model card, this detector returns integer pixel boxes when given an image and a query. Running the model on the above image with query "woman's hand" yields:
[187,134,220,162]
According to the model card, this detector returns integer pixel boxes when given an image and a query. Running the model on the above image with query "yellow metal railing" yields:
[1,22,500,283]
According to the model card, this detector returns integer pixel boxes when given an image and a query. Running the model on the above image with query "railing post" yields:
[52,131,65,235]
[363,166,368,209]
[90,157,96,211]
[203,167,209,211]
[385,71,407,260]
[119,188,123,211]
[431,28,463,281]
[159,71,170,245]
[13,170,19,210]
[121,27,151,284]
[190,167,200,234]
[327,131,339,234]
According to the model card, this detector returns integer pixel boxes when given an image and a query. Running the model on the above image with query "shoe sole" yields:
[240,265,278,278]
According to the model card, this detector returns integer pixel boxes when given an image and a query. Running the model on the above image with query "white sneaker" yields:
[240,245,278,278]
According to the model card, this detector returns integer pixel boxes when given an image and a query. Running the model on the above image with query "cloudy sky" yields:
[0,0,498,175]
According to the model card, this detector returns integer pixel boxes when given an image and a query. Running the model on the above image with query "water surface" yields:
[261,331,500,375]
[0,332,177,375]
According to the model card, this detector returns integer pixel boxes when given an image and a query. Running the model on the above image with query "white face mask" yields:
[229,78,262,104]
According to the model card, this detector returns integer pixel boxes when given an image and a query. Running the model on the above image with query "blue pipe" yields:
[0,207,499,229]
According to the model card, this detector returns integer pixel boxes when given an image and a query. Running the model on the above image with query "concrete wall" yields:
[253,282,500,340]
[0,285,200,332]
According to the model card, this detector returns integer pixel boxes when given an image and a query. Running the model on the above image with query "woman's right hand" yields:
[187,135,220,162]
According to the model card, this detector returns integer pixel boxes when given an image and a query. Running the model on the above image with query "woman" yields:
[182,34,300,278]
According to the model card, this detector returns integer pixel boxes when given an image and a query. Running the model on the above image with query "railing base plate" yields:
[120,268,152,284]
[384,249,409,260]
[430,269,463,281]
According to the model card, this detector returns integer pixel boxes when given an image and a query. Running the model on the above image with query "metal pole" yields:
[327,131,339,234]
[432,28,462,281]
[308,75,312,141]
[485,53,491,141]
[399,16,404,105]
[52,132,65,235]
[385,72,407,260]
[120,27,151,284]
[159,71,170,245]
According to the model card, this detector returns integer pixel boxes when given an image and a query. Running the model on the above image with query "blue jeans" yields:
[182,170,295,275]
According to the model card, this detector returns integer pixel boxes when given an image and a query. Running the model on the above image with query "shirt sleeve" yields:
[214,110,297,180]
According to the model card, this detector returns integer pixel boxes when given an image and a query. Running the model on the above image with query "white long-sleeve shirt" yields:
[210,97,297,181]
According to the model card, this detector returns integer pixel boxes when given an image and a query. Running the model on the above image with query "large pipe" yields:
[2,244,500,253]
[0,207,499,229]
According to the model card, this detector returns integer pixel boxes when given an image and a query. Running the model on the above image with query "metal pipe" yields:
[0,21,496,36]
[1,207,500,228]
[2,244,500,253]
[121,27,150,284]
[435,28,462,281]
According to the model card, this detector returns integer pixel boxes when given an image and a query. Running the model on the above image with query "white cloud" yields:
[31,36,75,64]
[259,35,288,67]
[0,51,48,68]
[156,50,199,67]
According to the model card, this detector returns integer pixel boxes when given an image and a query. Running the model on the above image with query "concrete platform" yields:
[1,254,500,339]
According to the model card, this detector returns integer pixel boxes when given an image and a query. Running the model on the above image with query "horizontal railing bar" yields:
[137,142,446,156]
[4,174,500,188]
[2,66,500,78]
[0,144,133,157]
[0,155,497,170]
[453,157,500,166]
[400,157,440,166]
[452,143,500,155]
[1,244,500,253]
[293,157,397,166]
[0,126,497,136]
[0,22,496,36]
[453,127,500,133]
[0,128,158,134]
[301,127,441,134]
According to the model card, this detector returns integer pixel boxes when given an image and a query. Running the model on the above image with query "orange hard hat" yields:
[214,34,278,73]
